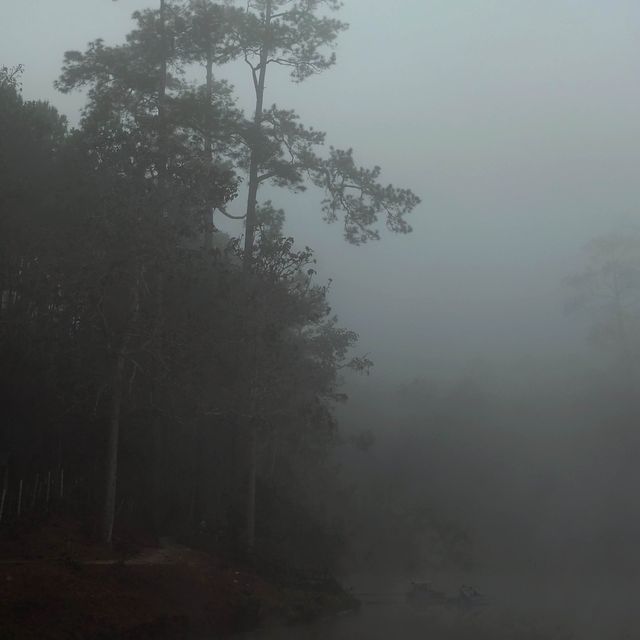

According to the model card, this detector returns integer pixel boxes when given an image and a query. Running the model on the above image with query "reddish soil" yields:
[0,516,293,639]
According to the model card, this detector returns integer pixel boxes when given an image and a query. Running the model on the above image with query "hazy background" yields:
[6,5,640,638]
[4,0,640,380]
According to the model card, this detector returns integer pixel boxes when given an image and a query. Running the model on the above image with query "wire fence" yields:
[0,467,67,525]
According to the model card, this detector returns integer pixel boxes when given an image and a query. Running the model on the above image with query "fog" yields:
[7,0,640,373]
[3,1,640,638]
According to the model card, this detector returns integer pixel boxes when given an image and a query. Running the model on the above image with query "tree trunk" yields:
[101,275,140,545]
[189,420,204,528]
[151,408,167,534]
[101,345,126,545]
[242,0,273,556]
[245,423,257,554]
[149,4,170,533]
[158,0,168,201]
[243,0,272,270]
[204,48,215,251]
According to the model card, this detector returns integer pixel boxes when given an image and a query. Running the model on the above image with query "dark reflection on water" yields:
[239,575,639,640]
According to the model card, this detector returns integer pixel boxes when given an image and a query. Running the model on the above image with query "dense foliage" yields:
[0,0,420,571]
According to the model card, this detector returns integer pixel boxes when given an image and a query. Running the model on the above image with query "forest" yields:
[0,0,421,569]
[3,1,640,639]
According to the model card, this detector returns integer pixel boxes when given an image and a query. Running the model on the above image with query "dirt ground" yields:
[0,515,352,639]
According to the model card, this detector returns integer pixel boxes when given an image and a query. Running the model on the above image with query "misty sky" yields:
[3,0,640,380]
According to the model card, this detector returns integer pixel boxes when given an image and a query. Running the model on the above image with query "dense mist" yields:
[2,1,640,639]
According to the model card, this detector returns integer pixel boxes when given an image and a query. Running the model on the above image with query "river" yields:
[240,573,640,640]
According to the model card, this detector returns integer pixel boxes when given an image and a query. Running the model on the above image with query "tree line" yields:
[0,0,419,569]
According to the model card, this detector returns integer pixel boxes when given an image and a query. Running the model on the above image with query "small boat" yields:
[406,582,488,612]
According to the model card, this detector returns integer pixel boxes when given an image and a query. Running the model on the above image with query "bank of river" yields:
[0,515,359,639]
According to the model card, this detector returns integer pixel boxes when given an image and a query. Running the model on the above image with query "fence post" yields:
[0,472,6,523]
[59,468,64,500]
[0,460,7,523]
[45,471,51,511]
[17,479,23,518]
